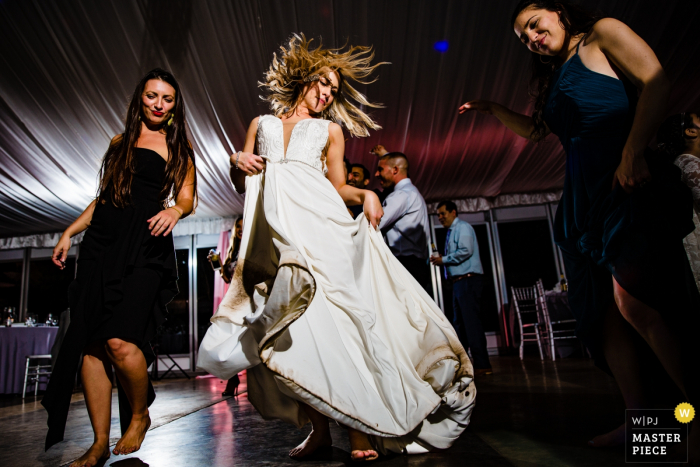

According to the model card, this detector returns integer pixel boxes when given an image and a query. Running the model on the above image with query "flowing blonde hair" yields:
[259,33,387,138]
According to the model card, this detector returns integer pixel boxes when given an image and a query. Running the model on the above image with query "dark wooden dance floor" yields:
[0,356,631,466]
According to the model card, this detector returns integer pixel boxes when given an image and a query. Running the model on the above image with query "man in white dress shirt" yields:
[376,152,432,293]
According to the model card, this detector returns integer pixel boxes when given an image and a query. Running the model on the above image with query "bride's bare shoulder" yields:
[246,116,262,134]
[328,122,343,139]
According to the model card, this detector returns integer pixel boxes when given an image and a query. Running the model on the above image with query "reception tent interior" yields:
[0,1,699,465]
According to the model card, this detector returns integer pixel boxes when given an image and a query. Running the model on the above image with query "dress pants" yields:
[452,274,491,369]
[396,255,433,295]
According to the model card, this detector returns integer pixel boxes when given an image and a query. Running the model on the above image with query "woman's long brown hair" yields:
[511,1,602,142]
[98,68,196,209]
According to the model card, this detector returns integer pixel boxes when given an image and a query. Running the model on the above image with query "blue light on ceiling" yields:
[434,40,449,52]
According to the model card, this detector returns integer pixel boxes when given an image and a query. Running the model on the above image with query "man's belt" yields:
[449,273,480,283]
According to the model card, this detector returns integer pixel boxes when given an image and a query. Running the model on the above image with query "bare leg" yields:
[105,338,151,455]
[289,403,332,458]
[347,427,378,462]
[613,278,699,461]
[70,342,112,467]
[589,301,649,447]
[613,277,687,398]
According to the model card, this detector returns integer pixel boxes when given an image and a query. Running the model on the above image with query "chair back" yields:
[511,286,539,324]
[535,279,551,326]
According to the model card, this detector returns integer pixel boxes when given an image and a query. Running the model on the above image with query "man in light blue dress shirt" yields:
[376,152,432,293]
[430,200,492,373]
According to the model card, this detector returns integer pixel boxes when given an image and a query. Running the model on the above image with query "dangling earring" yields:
[540,55,552,64]
[167,114,174,126]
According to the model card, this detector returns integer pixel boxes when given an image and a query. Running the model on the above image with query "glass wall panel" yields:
[27,258,76,323]
[0,260,23,311]
[497,219,559,291]
[434,223,499,333]
[196,247,215,349]
[160,249,190,354]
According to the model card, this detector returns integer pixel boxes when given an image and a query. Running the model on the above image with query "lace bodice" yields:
[676,154,700,213]
[675,154,700,292]
[257,115,331,174]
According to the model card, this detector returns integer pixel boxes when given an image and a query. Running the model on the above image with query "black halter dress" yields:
[42,148,179,450]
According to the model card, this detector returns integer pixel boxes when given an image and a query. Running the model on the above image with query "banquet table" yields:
[545,291,574,322]
[0,326,58,394]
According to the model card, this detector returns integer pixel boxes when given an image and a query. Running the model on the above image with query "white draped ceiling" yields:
[1,0,699,238]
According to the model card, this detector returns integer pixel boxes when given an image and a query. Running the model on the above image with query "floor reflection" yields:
[1,356,637,466]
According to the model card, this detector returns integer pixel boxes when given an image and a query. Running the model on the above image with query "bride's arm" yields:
[326,123,383,227]
[229,117,266,193]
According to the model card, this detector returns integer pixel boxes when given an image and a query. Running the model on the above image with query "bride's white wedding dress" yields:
[197,115,476,454]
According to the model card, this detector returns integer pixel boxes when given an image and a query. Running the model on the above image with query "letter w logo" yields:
[680,409,691,417]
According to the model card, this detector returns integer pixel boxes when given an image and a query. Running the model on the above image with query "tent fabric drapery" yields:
[426,190,562,214]
[0,216,233,249]
[171,216,236,237]
[0,190,563,249]
[0,232,84,250]
[1,0,699,240]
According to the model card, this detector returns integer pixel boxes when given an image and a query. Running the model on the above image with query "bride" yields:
[197,34,475,461]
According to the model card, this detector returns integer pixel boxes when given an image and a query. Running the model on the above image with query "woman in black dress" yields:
[460,0,699,454]
[44,68,196,467]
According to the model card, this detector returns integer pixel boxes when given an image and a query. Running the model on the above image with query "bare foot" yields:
[588,423,625,448]
[348,428,378,462]
[113,412,151,455]
[289,428,332,459]
[70,442,110,467]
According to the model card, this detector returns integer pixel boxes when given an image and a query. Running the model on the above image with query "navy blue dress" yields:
[544,44,698,371]
[42,148,179,450]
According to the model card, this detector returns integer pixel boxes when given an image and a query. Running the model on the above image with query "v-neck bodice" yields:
[256,115,331,174]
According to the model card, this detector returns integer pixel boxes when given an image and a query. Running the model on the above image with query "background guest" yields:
[347,163,370,217]
[208,216,244,397]
[341,158,357,216]
[220,216,243,284]
[431,201,491,375]
[370,144,393,202]
[461,0,700,450]
[348,163,370,189]
[344,157,352,180]
[376,152,432,293]
[657,112,700,292]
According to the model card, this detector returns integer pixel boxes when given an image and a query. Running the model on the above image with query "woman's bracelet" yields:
[232,151,242,169]
[169,206,183,218]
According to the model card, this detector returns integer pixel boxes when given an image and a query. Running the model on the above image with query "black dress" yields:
[42,148,178,450]
[544,44,700,397]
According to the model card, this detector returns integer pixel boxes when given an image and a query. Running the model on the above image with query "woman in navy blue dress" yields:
[44,68,197,467]
[460,0,699,453]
